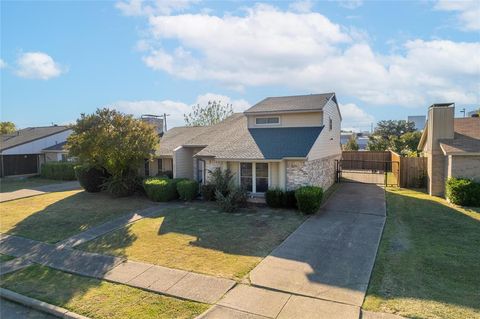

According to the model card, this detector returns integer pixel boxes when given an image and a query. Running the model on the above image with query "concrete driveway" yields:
[249,183,386,306]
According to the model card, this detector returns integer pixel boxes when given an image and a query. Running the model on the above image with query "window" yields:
[240,162,269,193]
[240,163,253,192]
[329,117,333,131]
[157,159,163,174]
[255,163,269,193]
[255,117,280,125]
[197,159,205,184]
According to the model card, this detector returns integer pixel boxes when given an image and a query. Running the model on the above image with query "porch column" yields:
[278,160,286,190]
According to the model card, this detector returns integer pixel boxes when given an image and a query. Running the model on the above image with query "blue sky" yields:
[1,0,479,131]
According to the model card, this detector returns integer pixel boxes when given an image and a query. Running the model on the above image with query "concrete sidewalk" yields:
[0,234,235,304]
[0,181,81,202]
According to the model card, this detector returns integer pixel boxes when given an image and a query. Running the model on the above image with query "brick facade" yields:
[448,155,480,182]
[286,154,341,190]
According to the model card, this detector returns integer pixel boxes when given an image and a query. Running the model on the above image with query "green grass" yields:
[0,177,63,193]
[0,264,208,319]
[0,254,15,262]
[364,188,480,319]
[80,202,306,280]
[0,190,153,243]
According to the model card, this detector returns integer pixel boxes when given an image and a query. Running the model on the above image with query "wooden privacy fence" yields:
[340,151,427,188]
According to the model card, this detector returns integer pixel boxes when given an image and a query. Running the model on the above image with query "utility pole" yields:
[460,108,466,118]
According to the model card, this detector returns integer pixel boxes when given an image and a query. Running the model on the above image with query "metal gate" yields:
[335,159,399,186]
[0,154,39,177]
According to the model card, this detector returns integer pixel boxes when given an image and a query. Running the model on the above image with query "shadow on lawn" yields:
[365,188,480,313]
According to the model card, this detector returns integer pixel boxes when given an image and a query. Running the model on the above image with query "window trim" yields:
[239,162,270,193]
[255,117,280,126]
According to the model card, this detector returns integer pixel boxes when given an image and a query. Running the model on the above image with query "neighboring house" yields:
[0,126,72,177]
[147,93,342,193]
[418,103,480,196]
[408,115,426,131]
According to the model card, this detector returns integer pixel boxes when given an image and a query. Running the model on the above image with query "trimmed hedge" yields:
[74,164,107,192]
[295,186,323,214]
[446,177,480,207]
[266,189,284,208]
[143,178,177,202]
[177,180,199,201]
[200,184,216,201]
[283,190,297,209]
[40,162,76,180]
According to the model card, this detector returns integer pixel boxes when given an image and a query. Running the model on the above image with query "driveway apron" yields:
[249,183,386,307]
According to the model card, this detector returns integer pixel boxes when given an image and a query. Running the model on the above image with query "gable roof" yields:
[1,126,70,152]
[42,141,67,152]
[158,113,323,160]
[156,125,210,157]
[244,93,335,114]
[439,117,480,155]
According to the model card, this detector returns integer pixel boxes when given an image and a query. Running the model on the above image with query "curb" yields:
[0,288,91,319]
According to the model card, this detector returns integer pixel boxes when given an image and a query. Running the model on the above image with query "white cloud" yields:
[15,52,64,80]
[116,0,198,16]
[338,0,363,9]
[124,3,479,108]
[339,103,374,131]
[289,0,314,13]
[112,93,251,128]
[435,0,480,31]
[0,59,6,69]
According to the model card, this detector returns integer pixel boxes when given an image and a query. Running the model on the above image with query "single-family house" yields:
[147,93,342,193]
[0,126,72,177]
[418,103,480,196]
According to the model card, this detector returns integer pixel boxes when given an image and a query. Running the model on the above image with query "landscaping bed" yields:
[0,264,208,319]
[0,190,152,243]
[363,188,480,319]
[79,202,306,280]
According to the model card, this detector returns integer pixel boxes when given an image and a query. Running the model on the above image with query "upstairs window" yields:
[329,117,333,131]
[256,117,280,125]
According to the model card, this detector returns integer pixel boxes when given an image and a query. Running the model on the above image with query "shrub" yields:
[295,186,323,214]
[215,187,247,213]
[157,170,173,179]
[266,188,284,208]
[208,168,234,197]
[103,170,140,197]
[200,184,216,201]
[40,162,76,180]
[177,180,199,201]
[446,177,480,207]
[74,164,107,192]
[143,177,177,202]
[283,190,297,209]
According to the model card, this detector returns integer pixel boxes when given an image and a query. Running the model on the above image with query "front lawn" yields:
[0,264,208,319]
[0,190,153,243]
[0,177,63,193]
[364,188,480,319]
[80,202,306,280]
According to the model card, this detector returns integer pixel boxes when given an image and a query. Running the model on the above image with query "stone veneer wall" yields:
[286,154,341,190]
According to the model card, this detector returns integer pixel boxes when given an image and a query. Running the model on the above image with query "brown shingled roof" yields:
[1,126,70,152]
[244,93,335,114]
[156,125,210,157]
[439,117,480,154]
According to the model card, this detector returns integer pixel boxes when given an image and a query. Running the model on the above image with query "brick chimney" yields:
[425,103,454,196]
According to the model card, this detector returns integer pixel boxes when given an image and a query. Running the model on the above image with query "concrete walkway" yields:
[0,234,235,304]
[200,183,386,318]
[0,181,81,203]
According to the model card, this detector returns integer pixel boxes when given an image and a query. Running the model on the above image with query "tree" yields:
[367,120,416,151]
[398,131,422,156]
[184,100,233,126]
[344,135,359,151]
[67,108,159,196]
[0,121,16,134]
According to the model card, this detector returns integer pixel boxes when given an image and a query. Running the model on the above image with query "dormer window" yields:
[256,117,280,125]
